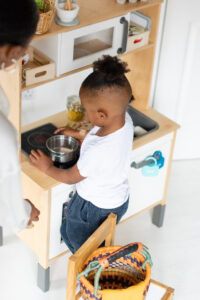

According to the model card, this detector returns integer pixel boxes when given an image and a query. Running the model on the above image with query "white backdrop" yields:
[153,0,200,159]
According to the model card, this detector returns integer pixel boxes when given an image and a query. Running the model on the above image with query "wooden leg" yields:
[37,263,50,292]
[152,204,166,227]
[105,214,117,246]
[0,226,3,247]
[66,258,77,300]
[66,213,117,300]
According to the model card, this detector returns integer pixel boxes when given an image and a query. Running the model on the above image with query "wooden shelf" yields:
[33,0,163,42]
[22,42,154,91]
[21,106,179,191]
[22,63,93,91]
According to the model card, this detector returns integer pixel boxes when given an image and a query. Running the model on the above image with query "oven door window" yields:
[73,27,114,60]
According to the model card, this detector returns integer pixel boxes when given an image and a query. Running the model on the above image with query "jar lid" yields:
[67,102,84,113]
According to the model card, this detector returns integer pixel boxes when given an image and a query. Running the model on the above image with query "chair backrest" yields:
[66,213,117,300]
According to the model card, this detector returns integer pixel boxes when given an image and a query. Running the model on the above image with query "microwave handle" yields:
[117,17,129,54]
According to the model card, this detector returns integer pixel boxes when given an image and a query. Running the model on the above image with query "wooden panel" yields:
[17,173,51,269]
[0,62,21,135]
[161,131,177,205]
[123,46,155,108]
[123,4,161,108]
[139,4,161,44]
[33,0,163,42]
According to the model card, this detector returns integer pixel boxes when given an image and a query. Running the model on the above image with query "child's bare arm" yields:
[54,125,89,141]
[29,150,85,184]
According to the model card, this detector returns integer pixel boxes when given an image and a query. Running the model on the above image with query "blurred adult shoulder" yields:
[0,88,18,158]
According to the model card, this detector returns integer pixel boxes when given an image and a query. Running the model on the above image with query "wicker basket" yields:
[36,0,55,35]
[78,243,152,300]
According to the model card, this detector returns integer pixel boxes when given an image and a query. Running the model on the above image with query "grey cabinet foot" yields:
[37,263,50,292]
[0,226,3,246]
[152,204,166,228]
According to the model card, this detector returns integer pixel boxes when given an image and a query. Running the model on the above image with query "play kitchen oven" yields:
[32,14,130,76]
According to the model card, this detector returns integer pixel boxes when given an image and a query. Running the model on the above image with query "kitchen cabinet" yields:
[123,132,173,221]
[0,0,179,292]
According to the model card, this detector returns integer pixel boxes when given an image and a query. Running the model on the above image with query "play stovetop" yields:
[21,123,79,169]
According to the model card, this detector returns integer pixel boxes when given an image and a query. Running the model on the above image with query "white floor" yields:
[0,160,199,300]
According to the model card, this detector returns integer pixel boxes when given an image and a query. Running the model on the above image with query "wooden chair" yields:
[66,213,117,300]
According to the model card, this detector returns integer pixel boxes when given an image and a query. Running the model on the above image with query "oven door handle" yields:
[117,17,128,54]
[131,158,155,169]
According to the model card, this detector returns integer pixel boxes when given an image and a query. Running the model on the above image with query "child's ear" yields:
[96,110,107,121]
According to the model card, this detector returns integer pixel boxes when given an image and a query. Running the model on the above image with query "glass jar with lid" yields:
[66,95,84,121]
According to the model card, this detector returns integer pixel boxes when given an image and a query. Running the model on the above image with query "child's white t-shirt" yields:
[76,112,134,209]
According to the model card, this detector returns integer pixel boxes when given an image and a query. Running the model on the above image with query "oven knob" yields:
[153,151,165,169]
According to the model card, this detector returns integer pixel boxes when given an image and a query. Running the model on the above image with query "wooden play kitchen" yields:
[0,0,179,295]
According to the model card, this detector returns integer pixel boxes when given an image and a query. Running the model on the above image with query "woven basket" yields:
[36,0,55,35]
[78,243,152,300]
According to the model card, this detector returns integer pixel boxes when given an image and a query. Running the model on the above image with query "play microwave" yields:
[32,14,130,76]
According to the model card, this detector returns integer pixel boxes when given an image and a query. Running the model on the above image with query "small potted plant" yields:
[35,0,55,35]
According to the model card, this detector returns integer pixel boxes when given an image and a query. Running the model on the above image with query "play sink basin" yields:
[127,105,159,139]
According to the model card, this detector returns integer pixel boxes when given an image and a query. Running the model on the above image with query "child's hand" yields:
[29,150,53,173]
[25,199,40,225]
[54,126,75,136]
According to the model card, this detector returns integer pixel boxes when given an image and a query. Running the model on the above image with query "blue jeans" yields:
[60,192,129,254]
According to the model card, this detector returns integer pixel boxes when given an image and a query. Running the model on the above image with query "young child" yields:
[30,55,134,253]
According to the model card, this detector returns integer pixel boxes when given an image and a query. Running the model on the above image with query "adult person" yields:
[0,0,40,235]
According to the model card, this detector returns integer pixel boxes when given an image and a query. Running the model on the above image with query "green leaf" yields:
[35,0,44,11]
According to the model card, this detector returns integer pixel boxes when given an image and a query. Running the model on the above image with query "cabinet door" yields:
[49,184,75,259]
[122,133,173,221]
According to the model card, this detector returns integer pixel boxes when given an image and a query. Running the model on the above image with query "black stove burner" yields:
[22,123,80,169]
[27,132,52,149]
[21,123,57,156]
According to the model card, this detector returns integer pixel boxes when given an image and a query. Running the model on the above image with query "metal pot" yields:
[46,135,79,163]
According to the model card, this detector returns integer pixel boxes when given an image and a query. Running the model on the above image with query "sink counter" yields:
[21,106,179,191]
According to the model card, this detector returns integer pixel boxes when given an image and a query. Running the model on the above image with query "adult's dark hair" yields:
[81,55,132,92]
[0,0,39,47]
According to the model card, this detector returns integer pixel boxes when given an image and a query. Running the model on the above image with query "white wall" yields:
[22,68,92,126]
[153,0,200,159]
[149,0,167,106]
